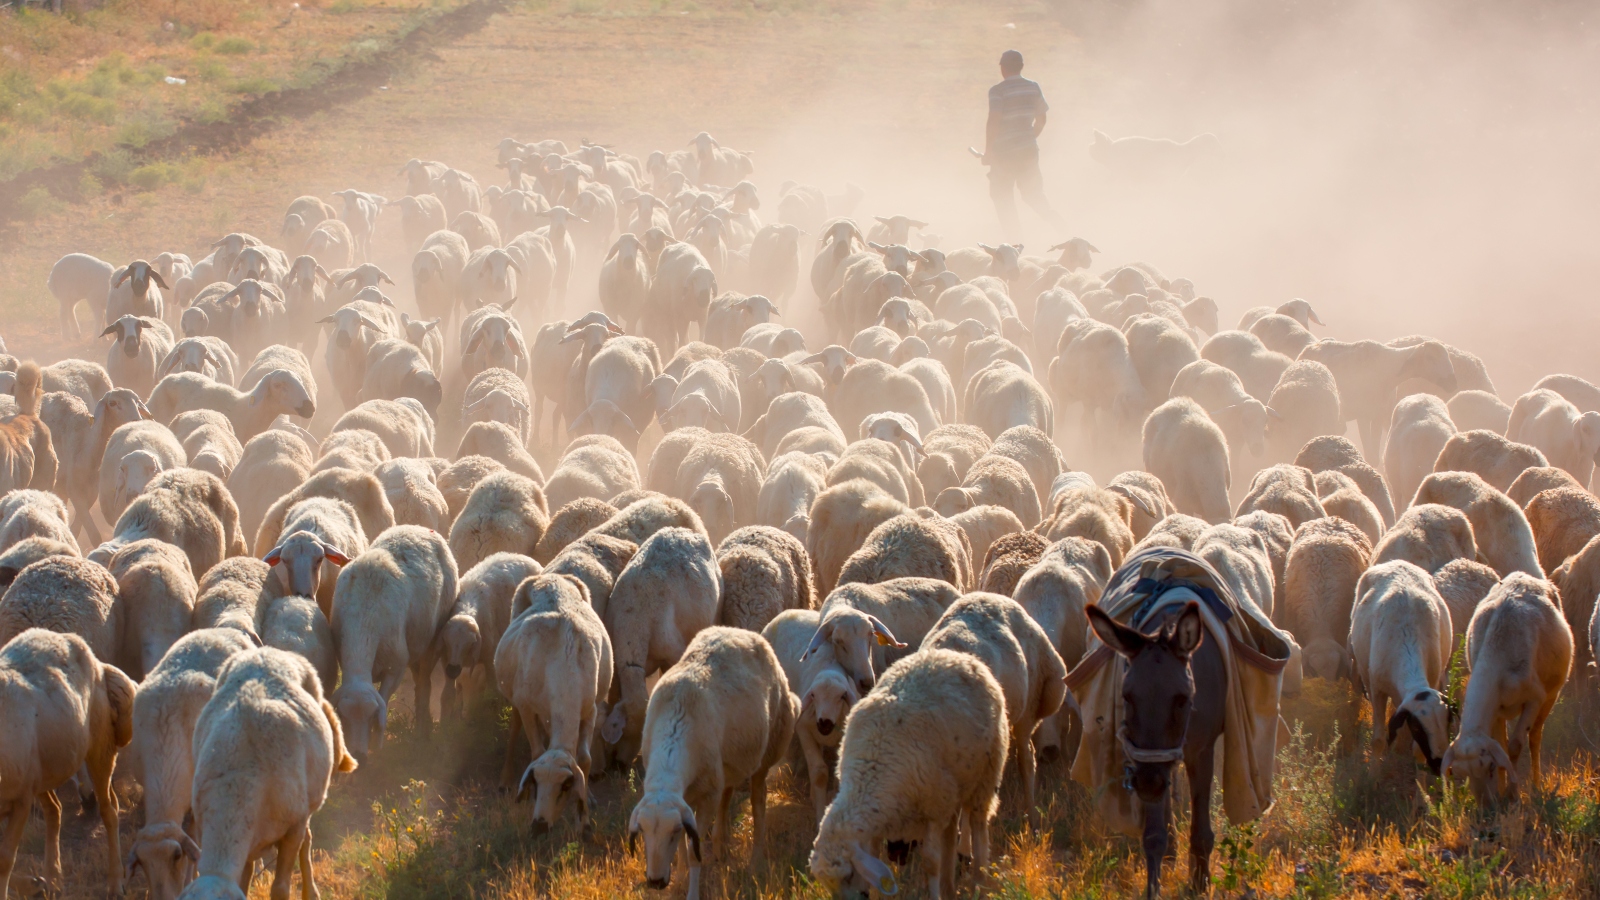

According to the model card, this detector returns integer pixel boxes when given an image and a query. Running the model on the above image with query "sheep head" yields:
[1441,732,1518,799]
[438,613,481,679]
[113,259,170,299]
[116,450,165,507]
[1048,237,1099,271]
[1398,340,1458,397]
[629,791,701,889]
[933,486,976,518]
[127,821,200,900]
[800,666,859,740]
[262,532,350,599]
[876,297,918,337]
[869,242,916,277]
[803,608,904,694]
[101,315,151,358]
[520,748,589,835]
[250,370,316,420]
[1387,687,1450,775]
[809,839,898,899]
[332,680,388,763]
[799,345,857,387]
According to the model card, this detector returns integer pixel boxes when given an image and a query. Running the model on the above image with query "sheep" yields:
[449,472,550,574]
[761,608,857,819]
[756,451,828,543]
[532,499,615,565]
[803,480,910,596]
[1235,463,1326,528]
[309,429,390,475]
[962,359,1052,440]
[1142,397,1230,523]
[1372,503,1478,574]
[654,358,743,433]
[357,338,442,422]
[370,458,446,531]
[238,345,318,412]
[1315,472,1385,546]
[536,532,638,626]
[629,627,796,899]
[1037,486,1138,568]
[105,538,197,680]
[809,648,1007,900]
[1263,360,1342,464]
[1412,471,1542,578]
[169,409,243,482]
[1523,486,1600,577]
[99,313,175,399]
[1384,393,1457,511]
[744,390,845,460]
[1505,388,1600,485]
[1298,338,1458,462]
[952,505,1028,577]
[1108,470,1174,542]
[916,424,992,500]
[1506,466,1581,508]
[1135,512,1210,552]
[438,455,505,522]
[156,336,238,387]
[1012,535,1113,757]
[441,552,542,710]
[185,647,355,900]
[1432,429,1548,493]
[1195,522,1278,619]
[600,527,721,761]
[544,435,641,512]
[714,525,815,633]
[1235,509,1295,613]
[0,552,123,678]
[704,294,779,351]
[1049,318,1149,448]
[330,526,456,759]
[48,252,116,338]
[0,629,135,900]
[1249,313,1315,359]
[836,513,971,591]
[189,557,279,638]
[256,593,337,689]
[254,466,394,574]
[496,573,612,831]
[452,422,542,486]
[1283,517,1372,680]
[0,489,78,557]
[147,368,315,446]
[126,627,256,900]
[96,418,186,524]
[827,436,923,507]
[1432,558,1499,645]
[1388,335,1496,395]
[1124,313,1200,401]
[804,575,959,694]
[1199,330,1291,402]
[1170,359,1272,461]
[934,453,1042,527]
[830,358,940,442]
[1294,435,1397,527]
[570,335,660,451]
[105,259,171,324]
[412,229,471,332]
[260,495,367,619]
[643,242,717,356]
[0,363,57,499]
[1442,574,1572,798]
[1448,390,1512,435]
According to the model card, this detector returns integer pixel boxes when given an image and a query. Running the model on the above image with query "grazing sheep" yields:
[836,513,971,591]
[1432,430,1548,493]
[1443,574,1572,798]
[1283,517,1371,679]
[716,525,816,631]
[934,454,1041,527]
[1349,560,1455,771]
[1412,471,1542,578]
[1235,464,1325,529]
[330,525,458,759]
[805,576,959,694]
[441,552,542,703]
[1373,503,1478,574]
[1448,390,1512,435]
[761,608,858,820]
[807,479,911,594]
[497,573,612,831]
[1506,388,1600,485]
[126,627,256,900]
[1385,393,1456,511]
[629,627,797,899]
[1013,535,1113,757]
[1432,558,1499,645]
[449,472,549,574]
[0,629,135,900]
[600,527,721,761]
[186,647,356,900]
[106,539,197,680]
[1142,397,1230,523]
[536,532,638,624]
[375,458,449,529]
[809,648,1007,900]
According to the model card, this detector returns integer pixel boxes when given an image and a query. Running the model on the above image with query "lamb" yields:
[715,525,815,632]
[126,627,256,900]
[331,525,458,759]
[0,629,135,900]
[600,527,721,761]
[0,363,57,499]
[628,627,796,900]
[1442,574,1572,798]
[1372,503,1478,574]
[756,451,828,543]
[1297,338,1458,463]
[836,513,972,592]
[147,369,315,443]
[261,496,367,616]
[1412,471,1542,578]
[254,466,395,558]
[258,594,337,689]
[1381,392,1457,512]
[185,648,356,900]
[497,573,612,832]
[48,252,115,338]
[1012,535,1113,757]
[441,552,542,710]
[543,435,641,512]
[98,419,186,524]
[448,471,550,573]
[1505,388,1600,484]
[1525,486,1600,576]
[761,609,858,820]
[1431,558,1499,644]
[1294,435,1397,527]
[1235,463,1326,529]
[1448,390,1512,435]
[0,489,79,556]
[934,454,1041,527]
[106,538,197,680]
[1142,397,1230,523]
[809,648,1007,900]
[1432,429,1549,492]
[804,576,959,693]
[1283,517,1372,680]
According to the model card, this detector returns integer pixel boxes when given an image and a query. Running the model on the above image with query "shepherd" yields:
[980,49,1067,238]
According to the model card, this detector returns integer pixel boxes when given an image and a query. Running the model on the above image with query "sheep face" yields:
[438,614,481,678]
[629,792,700,889]
[253,370,316,420]
[807,609,903,694]
[178,874,249,900]
[333,682,387,762]
[115,259,170,300]
[263,532,349,599]
[802,668,858,739]
[809,840,897,899]
[163,340,222,381]
[1387,688,1450,774]
[1398,341,1459,397]
[103,315,149,357]
[1301,637,1349,682]
[521,748,588,834]
[800,346,857,387]
[228,248,274,283]
[1441,733,1517,799]
[876,298,917,336]
[117,450,165,507]
[322,306,380,351]
[128,822,199,900]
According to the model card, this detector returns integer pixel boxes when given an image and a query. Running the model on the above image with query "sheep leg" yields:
[932,815,959,900]
[967,802,992,889]
[88,746,121,900]
[1016,721,1039,832]
[410,652,438,739]
[0,797,30,900]
[714,785,733,862]
[38,789,62,889]
[60,301,80,341]
[268,822,305,900]
[1527,695,1557,792]
[1369,690,1391,769]
[73,496,104,546]
[298,828,320,900]
[798,729,831,823]
[748,770,767,868]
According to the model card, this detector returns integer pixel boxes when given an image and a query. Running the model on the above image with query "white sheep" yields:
[450,467,550,576]
[809,648,1006,900]
[330,525,458,759]
[1506,388,1600,485]
[544,435,641,511]
[756,451,828,543]
[1384,393,1457,512]
[48,252,116,339]
[97,419,185,525]
[934,453,1041,527]
[498,573,612,833]
[1142,396,1230,523]
[1298,338,1458,463]
[1433,429,1549,493]
[258,594,337,690]
[105,259,171,324]
[599,527,721,761]
[744,390,845,460]
[804,575,958,693]
[1411,471,1542,579]
[92,467,246,582]
[262,496,367,616]
[186,647,356,900]
[374,458,449,530]
[126,627,256,900]
[806,479,912,594]
[0,629,135,900]
[465,366,534,446]
[1349,560,1453,773]
[1283,517,1372,680]
[1373,503,1479,574]
[106,538,197,680]
[101,314,175,399]
[1443,574,1572,798]
[0,489,79,556]
[1012,535,1113,759]
[1448,389,1511,435]
[147,369,315,444]
[715,525,816,632]
[629,627,796,899]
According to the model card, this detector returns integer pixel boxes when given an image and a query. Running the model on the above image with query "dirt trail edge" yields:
[0,0,507,226]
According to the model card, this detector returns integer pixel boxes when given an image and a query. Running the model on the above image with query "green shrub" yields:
[230,77,278,95]
[216,37,254,55]
[195,58,230,84]
[77,172,104,199]
[15,185,58,220]
[129,162,177,192]
[190,32,217,50]
[59,92,117,124]
[93,146,136,185]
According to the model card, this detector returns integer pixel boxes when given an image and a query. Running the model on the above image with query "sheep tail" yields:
[14,361,42,417]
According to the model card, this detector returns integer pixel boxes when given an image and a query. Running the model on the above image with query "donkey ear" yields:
[1086,604,1145,659]
[1170,601,1204,658]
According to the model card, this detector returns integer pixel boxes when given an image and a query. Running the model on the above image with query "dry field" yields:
[3,1,1600,898]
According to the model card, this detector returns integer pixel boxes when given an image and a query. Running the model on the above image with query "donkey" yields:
[1086,599,1227,900]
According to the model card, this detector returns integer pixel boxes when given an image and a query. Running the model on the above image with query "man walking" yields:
[982,49,1065,237]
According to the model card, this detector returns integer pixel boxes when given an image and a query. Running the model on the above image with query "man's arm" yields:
[984,108,1001,161]
[1033,110,1048,138]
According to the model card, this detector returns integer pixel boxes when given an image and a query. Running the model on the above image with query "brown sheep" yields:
[1524,487,1600,575]
[977,531,1050,596]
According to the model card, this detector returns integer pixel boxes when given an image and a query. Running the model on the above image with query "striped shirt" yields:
[989,75,1048,155]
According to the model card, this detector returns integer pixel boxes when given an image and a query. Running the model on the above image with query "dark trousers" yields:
[988,146,1064,237]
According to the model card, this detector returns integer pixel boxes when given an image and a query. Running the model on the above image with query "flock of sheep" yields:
[0,126,1594,900]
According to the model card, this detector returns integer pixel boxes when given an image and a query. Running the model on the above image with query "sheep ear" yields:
[150,270,171,290]
[867,615,906,649]
[1385,708,1413,746]
[262,546,284,566]
[680,808,703,863]
[112,268,132,287]
[102,664,137,748]
[516,762,537,801]
[100,324,120,338]
[851,842,898,896]
[322,546,352,566]
[799,625,828,661]
[1087,603,1147,659]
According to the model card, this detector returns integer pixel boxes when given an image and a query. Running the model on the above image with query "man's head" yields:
[1000,49,1024,77]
